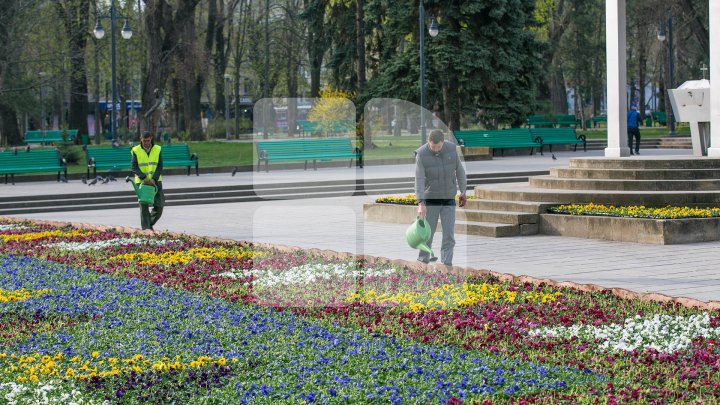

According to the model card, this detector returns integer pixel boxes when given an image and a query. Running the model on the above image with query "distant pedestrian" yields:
[131,131,164,231]
[628,103,641,155]
[414,129,467,266]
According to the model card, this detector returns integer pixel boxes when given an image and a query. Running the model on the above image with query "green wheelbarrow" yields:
[125,176,157,205]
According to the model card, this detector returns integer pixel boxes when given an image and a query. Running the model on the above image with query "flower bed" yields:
[548,203,720,219]
[375,194,473,206]
[1,219,720,403]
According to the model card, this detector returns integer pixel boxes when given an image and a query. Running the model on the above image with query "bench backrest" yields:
[530,127,578,141]
[86,147,132,164]
[160,144,192,161]
[651,111,667,124]
[527,115,555,127]
[554,115,578,126]
[592,115,607,122]
[453,128,537,147]
[257,138,355,157]
[0,149,63,168]
[24,129,78,142]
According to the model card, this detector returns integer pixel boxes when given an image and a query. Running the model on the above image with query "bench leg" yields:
[186,166,190,176]
[11,174,15,185]
[348,158,352,168]
[266,160,269,173]
[195,163,199,176]
[304,161,308,170]
[574,144,578,152]
[313,160,317,170]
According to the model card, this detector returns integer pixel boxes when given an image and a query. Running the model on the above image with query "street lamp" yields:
[657,14,675,136]
[224,74,232,140]
[419,2,438,145]
[94,0,132,145]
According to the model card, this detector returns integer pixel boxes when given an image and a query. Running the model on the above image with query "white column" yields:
[605,0,630,157]
[708,0,720,156]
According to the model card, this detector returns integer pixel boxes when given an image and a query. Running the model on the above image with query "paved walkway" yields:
[6,148,720,304]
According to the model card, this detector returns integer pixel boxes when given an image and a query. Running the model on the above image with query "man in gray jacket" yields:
[415,129,467,266]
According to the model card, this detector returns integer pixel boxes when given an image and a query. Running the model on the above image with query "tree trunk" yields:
[0,102,21,146]
[355,0,365,93]
[56,0,90,144]
[141,0,200,135]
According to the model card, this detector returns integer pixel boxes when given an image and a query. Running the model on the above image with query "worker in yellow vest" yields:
[131,131,165,231]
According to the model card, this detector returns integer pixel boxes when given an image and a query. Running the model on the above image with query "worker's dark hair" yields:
[428,129,445,144]
[141,131,152,138]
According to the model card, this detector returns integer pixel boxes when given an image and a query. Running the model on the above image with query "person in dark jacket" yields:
[414,129,467,266]
[131,131,164,230]
[627,103,641,155]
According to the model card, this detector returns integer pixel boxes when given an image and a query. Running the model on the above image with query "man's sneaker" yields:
[417,256,438,264]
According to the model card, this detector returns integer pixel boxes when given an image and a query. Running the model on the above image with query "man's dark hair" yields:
[428,130,445,144]
[141,131,152,138]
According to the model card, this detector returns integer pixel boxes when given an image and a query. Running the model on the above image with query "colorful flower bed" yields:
[548,203,720,219]
[375,194,473,206]
[1,220,719,403]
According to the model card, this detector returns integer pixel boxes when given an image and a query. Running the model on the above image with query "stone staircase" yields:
[460,156,720,237]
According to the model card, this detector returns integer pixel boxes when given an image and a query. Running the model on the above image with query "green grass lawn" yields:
[33,125,692,175]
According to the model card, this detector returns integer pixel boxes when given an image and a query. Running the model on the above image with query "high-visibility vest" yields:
[132,144,162,183]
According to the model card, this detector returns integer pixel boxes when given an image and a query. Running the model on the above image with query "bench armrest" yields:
[190,153,199,161]
[576,134,586,142]
[533,136,543,144]
[87,157,96,167]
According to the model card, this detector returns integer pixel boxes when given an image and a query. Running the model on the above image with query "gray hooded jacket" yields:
[414,141,467,201]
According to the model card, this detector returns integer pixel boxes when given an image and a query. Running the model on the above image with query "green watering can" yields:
[405,216,434,256]
[126,176,157,205]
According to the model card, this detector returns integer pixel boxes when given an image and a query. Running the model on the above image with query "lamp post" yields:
[224,74,232,140]
[94,0,132,145]
[419,2,438,145]
[657,14,675,136]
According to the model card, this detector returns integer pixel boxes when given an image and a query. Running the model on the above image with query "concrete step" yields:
[551,167,720,180]
[568,157,720,170]
[474,183,720,205]
[455,220,520,237]
[528,175,720,191]
[460,209,538,225]
[464,199,547,213]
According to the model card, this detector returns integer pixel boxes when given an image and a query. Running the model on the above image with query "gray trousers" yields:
[417,204,456,265]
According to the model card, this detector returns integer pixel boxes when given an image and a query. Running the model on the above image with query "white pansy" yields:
[0,380,107,405]
[44,237,170,251]
[529,313,720,353]
[218,263,398,288]
[0,224,26,231]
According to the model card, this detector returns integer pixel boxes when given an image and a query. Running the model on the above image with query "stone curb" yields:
[3,216,719,311]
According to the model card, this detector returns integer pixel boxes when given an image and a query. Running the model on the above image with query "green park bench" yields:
[530,127,586,153]
[161,143,199,176]
[554,115,579,128]
[527,115,555,128]
[0,148,67,185]
[86,147,132,178]
[453,128,542,156]
[256,138,362,172]
[297,120,321,137]
[24,129,78,145]
[87,144,199,178]
[651,111,667,126]
[591,115,607,128]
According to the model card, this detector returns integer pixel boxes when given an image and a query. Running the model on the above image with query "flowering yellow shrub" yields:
[0,352,235,383]
[549,203,720,219]
[0,229,95,243]
[0,288,52,303]
[109,247,264,266]
[347,283,561,312]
